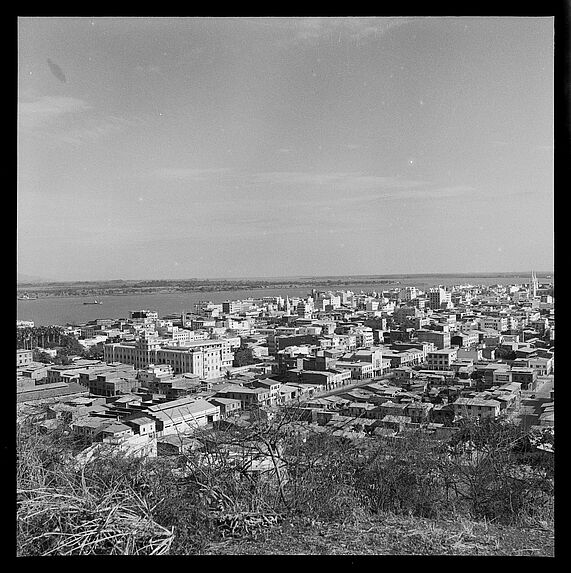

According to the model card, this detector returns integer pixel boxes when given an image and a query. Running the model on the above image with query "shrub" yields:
[17,409,554,555]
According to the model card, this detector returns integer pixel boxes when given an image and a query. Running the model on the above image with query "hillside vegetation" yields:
[16,409,554,556]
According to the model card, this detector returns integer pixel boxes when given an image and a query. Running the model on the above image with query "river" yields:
[16,274,540,326]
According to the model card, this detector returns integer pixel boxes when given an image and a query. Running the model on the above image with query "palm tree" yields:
[38,325,47,349]
[46,325,64,347]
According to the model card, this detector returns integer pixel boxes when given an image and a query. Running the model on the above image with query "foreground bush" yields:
[16,412,554,555]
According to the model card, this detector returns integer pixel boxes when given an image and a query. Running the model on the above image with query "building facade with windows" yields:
[104,336,234,380]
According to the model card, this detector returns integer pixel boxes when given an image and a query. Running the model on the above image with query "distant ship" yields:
[83,300,102,305]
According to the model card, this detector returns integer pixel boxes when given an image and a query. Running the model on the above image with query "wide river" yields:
[17,275,539,327]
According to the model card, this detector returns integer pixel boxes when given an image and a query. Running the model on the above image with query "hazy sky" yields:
[17,17,554,281]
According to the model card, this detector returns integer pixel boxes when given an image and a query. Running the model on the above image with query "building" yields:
[89,374,139,397]
[345,347,386,375]
[17,380,87,403]
[145,397,220,436]
[207,397,242,418]
[510,367,538,391]
[248,378,282,406]
[104,336,234,379]
[18,362,49,381]
[453,397,501,420]
[399,286,418,301]
[137,364,175,391]
[213,384,272,410]
[332,361,374,380]
[17,349,33,367]
[426,348,459,371]
[406,402,434,424]
[130,310,159,322]
[78,363,136,388]
[287,369,351,390]
[124,415,157,438]
[72,417,115,441]
[450,331,479,348]
[428,287,451,310]
[416,329,451,350]
[479,316,509,332]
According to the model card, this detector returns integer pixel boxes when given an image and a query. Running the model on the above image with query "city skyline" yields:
[18,17,554,281]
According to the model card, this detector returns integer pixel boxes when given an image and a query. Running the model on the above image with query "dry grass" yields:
[17,479,174,556]
[16,413,554,556]
[202,513,555,556]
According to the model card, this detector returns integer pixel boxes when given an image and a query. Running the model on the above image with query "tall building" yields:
[428,287,451,309]
[399,286,417,301]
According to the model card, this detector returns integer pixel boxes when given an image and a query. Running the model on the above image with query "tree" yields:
[495,346,516,361]
[233,346,257,367]
[33,349,52,364]
[81,343,104,360]
[58,334,85,356]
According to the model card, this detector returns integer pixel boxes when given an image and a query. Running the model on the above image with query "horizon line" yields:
[17,270,554,285]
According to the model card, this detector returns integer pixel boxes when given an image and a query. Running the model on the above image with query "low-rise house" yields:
[157,434,202,456]
[426,348,459,371]
[431,403,455,425]
[473,363,510,388]
[78,363,136,388]
[457,347,484,361]
[45,402,96,423]
[71,417,115,441]
[17,380,88,403]
[213,384,272,410]
[345,347,386,375]
[17,362,49,381]
[379,414,412,432]
[46,360,106,385]
[146,398,221,436]
[338,388,377,403]
[277,383,302,404]
[285,382,319,400]
[393,366,415,383]
[98,422,134,442]
[539,403,554,427]
[453,397,501,420]
[160,376,202,400]
[17,349,34,367]
[287,369,349,390]
[304,396,342,410]
[510,367,537,390]
[345,401,377,418]
[207,397,242,418]
[492,368,513,385]
[89,374,140,397]
[493,393,517,411]
[377,400,410,419]
[334,361,374,380]
[524,356,553,376]
[514,346,538,359]
[248,378,282,405]
[405,402,434,424]
[124,415,157,437]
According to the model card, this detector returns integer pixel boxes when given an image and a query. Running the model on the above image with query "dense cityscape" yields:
[17,273,555,554]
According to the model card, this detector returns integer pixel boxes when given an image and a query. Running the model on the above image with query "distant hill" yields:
[17,273,52,284]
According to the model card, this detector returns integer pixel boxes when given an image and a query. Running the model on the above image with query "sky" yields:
[17,16,554,281]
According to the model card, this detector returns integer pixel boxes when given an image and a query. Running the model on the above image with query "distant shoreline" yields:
[16,272,552,299]
[17,271,553,287]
